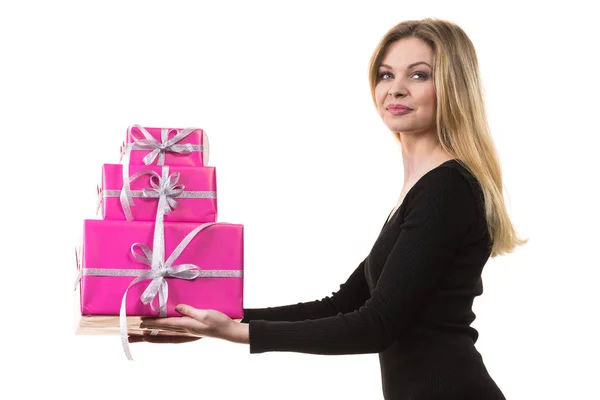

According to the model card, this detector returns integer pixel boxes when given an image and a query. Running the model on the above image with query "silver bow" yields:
[118,222,217,360]
[119,165,182,221]
[120,125,210,166]
[76,221,243,361]
[98,174,216,218]
[128,243,202,316]
[127,125,200,166]
[121,125,209,208]
[142,171,184,216]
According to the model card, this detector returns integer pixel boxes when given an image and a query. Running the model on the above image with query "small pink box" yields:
[124,125,208,167]
[100,163,218,222]
[79,219,244,318]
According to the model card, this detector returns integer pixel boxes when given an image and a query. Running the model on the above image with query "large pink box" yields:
[100,163,218,222]
[124,125,208,167]
[79,219,243,318]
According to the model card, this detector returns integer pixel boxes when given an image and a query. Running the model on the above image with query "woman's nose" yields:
[389,88,406,98]
[388,80,407,98]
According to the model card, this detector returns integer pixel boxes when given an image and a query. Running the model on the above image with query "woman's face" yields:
[375,38,436,137]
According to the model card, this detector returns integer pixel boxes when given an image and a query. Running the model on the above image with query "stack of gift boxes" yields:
[74,125,244,359]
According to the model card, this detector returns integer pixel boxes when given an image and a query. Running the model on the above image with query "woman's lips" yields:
[387,107,412,115]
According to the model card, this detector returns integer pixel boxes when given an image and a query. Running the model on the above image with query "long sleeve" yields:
[241,257,370,323]
[247,167,479,355]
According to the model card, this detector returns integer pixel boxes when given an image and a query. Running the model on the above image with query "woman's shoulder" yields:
[405,159,484,212]
[410,159,477,192]
[445,160,485,207]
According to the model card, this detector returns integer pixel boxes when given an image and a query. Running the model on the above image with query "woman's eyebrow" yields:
[380,61,432,70]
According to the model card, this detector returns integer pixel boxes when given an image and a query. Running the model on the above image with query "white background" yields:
[1,1,598,399]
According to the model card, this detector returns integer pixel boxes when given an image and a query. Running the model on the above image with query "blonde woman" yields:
[139,18,526,400]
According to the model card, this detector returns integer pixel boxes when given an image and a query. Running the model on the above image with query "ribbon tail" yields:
[203,130,210,166]
[74,269,83,292]
[151,199,167,266]
[142,148,160,166]
[95,187,102,216]
[140,277,164,313]
[149,168,170,270]
[150,282,165,336]
[74,246,82,291]
[157,151,165,166]
[119,274,149,361]
[145,167,169,317]
[120,285,135,361]
[158,280,168,318]
[165,197,178,212]
[121,145,136,221]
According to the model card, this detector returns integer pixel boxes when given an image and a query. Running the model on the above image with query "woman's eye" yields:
[378,71,429,80]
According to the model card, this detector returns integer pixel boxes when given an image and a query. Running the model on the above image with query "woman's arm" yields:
[241,257,370,323]
[246,167,479,355]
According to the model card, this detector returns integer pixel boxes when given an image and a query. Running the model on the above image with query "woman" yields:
[137,18,527,399]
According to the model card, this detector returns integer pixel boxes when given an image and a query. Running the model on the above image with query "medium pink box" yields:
[124,126,208,167]
[100,163,218,222]
[79,219,244,318]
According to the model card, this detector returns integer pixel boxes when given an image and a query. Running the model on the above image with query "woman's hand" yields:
[132,304,248,344]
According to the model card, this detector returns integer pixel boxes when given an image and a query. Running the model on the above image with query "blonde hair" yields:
[368,18,528,258]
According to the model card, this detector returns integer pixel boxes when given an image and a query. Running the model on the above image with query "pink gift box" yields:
[123,125,208,167]
[100,163,218,222]
[79,219,244,318]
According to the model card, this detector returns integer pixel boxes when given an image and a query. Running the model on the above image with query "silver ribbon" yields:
[103,189,216,199]
[83,268,242,278]
[121,125,210,204]
[125,125,204,166]
[95,184,102,215]
[74,246,83,291]
[119,165,184,222]
[117,221,220,360]
[99,188,216,217]
[97,168,216,219]
[75,222,243,361]
[83,125,217,360]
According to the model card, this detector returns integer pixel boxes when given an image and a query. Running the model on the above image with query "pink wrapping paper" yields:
[124,126,207,166]
[80,219,244,318]
[100,163,218,222]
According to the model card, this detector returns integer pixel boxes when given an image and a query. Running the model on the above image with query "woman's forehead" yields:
[381,39,433,67]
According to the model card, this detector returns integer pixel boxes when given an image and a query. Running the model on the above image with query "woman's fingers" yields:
[174,304,201,318]
[127,334,145,343]
[140,316,199,331]
[127,333,203,344]
[141,325,190,334]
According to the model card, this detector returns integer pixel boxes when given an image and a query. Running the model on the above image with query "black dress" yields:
[242,159,506,399]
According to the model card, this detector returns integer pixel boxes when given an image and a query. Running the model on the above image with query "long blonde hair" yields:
[368,18,528,258]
